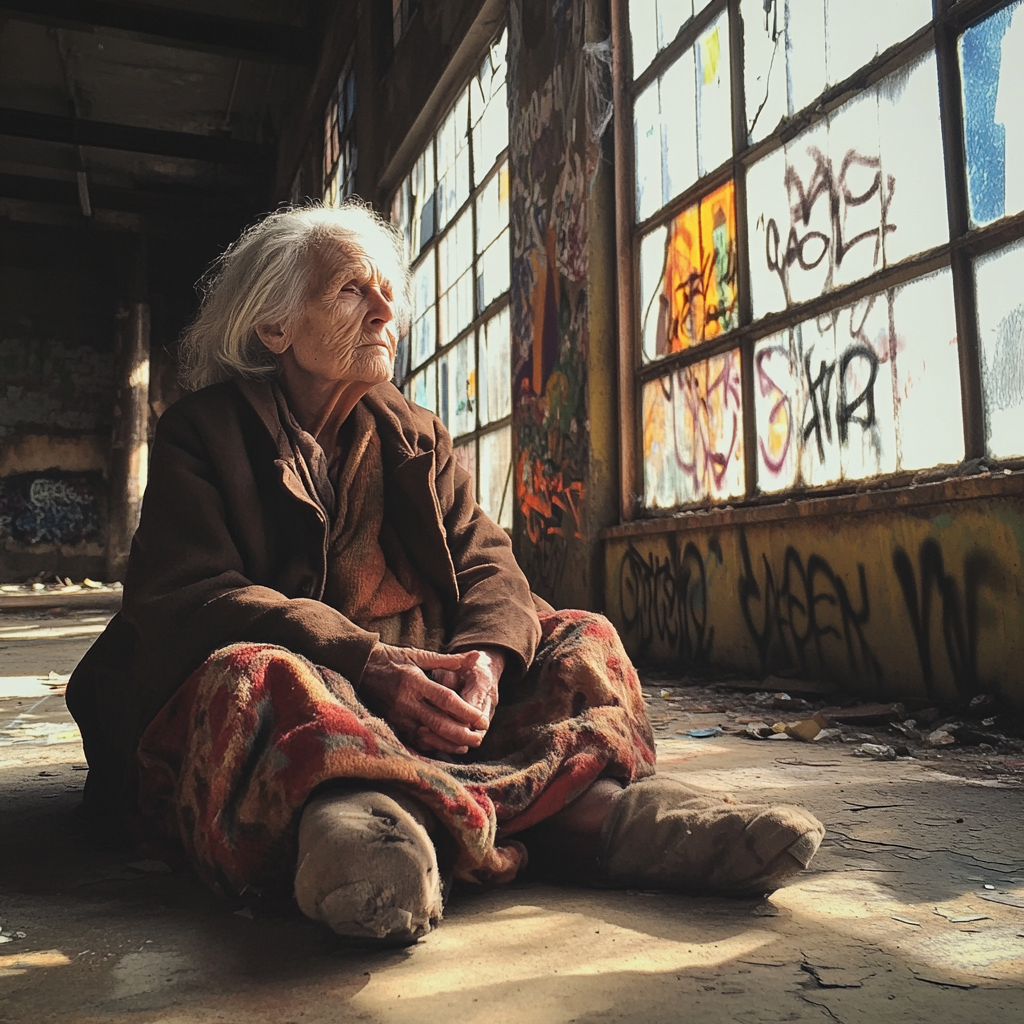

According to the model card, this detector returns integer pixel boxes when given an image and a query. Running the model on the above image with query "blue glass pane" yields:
[960,1,1024,226]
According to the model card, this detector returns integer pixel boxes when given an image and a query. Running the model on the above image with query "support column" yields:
[508,0,620,610]
[106,237,150,582]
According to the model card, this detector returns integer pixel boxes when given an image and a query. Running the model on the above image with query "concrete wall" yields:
[0,219,116,581]
[603,477,1024,710]
[507,0,619,609]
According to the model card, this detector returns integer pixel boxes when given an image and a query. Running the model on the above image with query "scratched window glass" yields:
[629,0,703,78]
[960,1,1024,227]
[409,253,436,370]
[440,334,476,438]
[642,350,745,507]
[633,11,730,220]
[392,147,436,258]
[435,88,471,232]
[741,0,932,145]
[478,425,513,529]
[479,306,511,426]
[976,239,1024,457]
[408,360,437,416]
[638,180,738,362]
[470,29,509,183]
[476,161,510,312]
[746,51,946,319]
[437,207,475,347]
[754,268,961,492]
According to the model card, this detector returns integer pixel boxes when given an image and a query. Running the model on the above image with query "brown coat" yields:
[67,379,542,811]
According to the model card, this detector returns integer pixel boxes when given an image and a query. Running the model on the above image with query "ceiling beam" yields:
[0,172,262,219]
[0,107,272,165]
[0,0,316,64]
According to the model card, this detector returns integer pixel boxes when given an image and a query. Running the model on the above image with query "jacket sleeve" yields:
[121,403,379,720]
[430,421,542,680]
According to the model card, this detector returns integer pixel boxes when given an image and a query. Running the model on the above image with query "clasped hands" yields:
[359,642,506,755]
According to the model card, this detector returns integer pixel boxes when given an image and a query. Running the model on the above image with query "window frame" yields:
[390,26,514,528]
[323,53,357,206]
[611,0,1024,519]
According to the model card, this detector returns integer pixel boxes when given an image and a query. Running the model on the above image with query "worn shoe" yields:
[599,776,824,896]
[294,785,443,945]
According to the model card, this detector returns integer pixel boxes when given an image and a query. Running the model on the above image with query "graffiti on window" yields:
[639,179,738,362]
[754,268,963,491]
[643,348,744,507]
[746,53,946,317]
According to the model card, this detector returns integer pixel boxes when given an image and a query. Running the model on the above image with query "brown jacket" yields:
[66,379,542,811]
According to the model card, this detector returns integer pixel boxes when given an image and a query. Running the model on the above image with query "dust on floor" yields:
[1,610,1022,1023]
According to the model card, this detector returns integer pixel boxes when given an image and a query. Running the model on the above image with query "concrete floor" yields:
[1,610,1023,1023]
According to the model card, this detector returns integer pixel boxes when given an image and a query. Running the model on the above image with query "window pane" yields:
[696,10,731,177]
[436,88,471,231]
[479,306,511,425]
[747,52,945,318]
[402,147,435,256]
[442,334,477,438]
[629,0,697,79]
[825,0,931,87]
[471,28,508,182]
[634,76,667,222]
[639,180,738,362]
[741,0,931,145]
[960,1,1024,227]
[407,361,437,415]
[479,425,513,528]
[754,267,961,492]
[438,207,474,346]
[633,11,731,220]
[476,162,510,311]
[976,239,1024,457]
[409,253,436,369]
[642,349,745,507]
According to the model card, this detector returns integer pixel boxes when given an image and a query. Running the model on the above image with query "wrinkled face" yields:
[277,243,398,386]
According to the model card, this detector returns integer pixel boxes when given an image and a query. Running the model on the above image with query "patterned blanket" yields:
[136,610,656,897]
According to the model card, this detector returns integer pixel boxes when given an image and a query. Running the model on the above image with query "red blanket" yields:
[137,610,656,896]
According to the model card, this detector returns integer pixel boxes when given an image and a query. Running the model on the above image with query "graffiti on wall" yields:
[509,0,597,594]
[618,535,722,663]
[612,519,1009,703]
[0,472,102,546]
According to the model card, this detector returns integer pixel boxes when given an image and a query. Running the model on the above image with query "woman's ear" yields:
[255,322,290,354]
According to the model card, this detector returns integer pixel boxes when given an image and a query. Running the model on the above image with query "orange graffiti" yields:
[654,180,738,356]
[516,449,586,544]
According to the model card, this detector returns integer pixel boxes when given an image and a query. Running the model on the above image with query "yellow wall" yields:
[603,488,1024,710]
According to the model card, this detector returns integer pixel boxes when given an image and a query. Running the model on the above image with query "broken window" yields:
[620,0,1024,512]
[392,28,512,528]
[323,58,356,206]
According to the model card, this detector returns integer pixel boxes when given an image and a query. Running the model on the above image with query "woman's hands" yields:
[359,643,507,756]
[430,646,506,732]
[360,643,490,755]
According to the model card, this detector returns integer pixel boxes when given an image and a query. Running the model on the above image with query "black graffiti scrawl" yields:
[618,535,722,663]
[892,539,1003,701]
[738,530,883,687]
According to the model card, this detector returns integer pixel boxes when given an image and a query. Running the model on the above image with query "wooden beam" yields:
[0,0,315,64]
[0,107,271,165]
[0,172,260,219]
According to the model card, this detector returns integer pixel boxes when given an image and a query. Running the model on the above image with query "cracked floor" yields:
[1,609,1022,1023]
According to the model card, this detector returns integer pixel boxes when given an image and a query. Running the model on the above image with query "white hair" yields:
[178,202,410,391]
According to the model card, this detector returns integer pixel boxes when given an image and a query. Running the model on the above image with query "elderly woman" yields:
[68,204,824,946]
